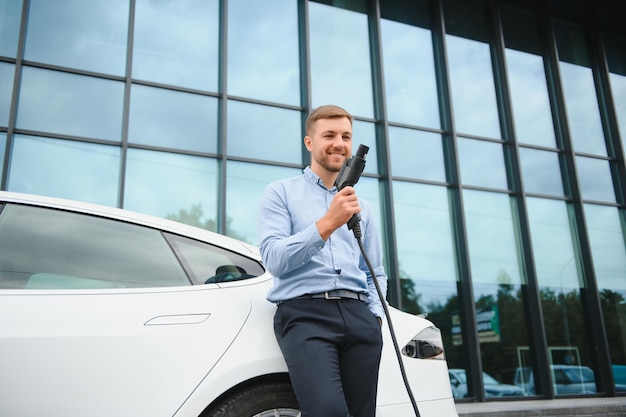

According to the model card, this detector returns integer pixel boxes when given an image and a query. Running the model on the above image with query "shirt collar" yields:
[304,166,336,191]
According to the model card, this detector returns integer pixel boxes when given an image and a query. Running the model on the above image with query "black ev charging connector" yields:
[335,145,422,417]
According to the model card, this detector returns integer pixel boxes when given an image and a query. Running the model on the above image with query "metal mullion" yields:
[118,0,136,209]
[588,19,626,207]
[299,0,312,166]
[489,0,553,399]
[543,9,614,397]
[431,0,484,402]
[2,0,29,191]
[217,0,228,236]
[367,0,400,308]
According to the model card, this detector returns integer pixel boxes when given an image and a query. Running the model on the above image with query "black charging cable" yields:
[335,145,421,417]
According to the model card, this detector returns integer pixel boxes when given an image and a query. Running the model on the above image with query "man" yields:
[258,104,388,417]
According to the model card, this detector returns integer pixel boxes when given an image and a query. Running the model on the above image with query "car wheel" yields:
[204,382,300,417]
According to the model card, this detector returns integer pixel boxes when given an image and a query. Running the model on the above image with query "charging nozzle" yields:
[334,145,369,238]
[334,144,369,191]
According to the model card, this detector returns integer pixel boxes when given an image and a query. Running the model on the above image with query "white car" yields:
[0,191,458,417]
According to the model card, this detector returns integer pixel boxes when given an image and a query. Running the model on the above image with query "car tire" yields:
[204,382,300,417]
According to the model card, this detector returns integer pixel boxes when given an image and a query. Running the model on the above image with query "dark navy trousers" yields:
[274,297,383,417]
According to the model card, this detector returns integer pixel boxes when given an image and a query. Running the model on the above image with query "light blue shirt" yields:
[258,167,388,319]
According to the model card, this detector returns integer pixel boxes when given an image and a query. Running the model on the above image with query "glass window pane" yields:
[585,204,626,388]
[463,189,533,395]
[7,135,120,206]
[458,138,508,189]
[576,156,616,203]
[17,67,124,141]
[353,120,377,175]
[446,35,501,139]
[227,161,300,245]
[501,8,556,148]
[0,204,189,289]
[505,49,556,147]
[604,33,626,155]
[124,149,218,227]
[526,197,598,394]
[227,0,299,105]
[133,0,219,91]
[309,2,374,118]
[389,126,446,182]
[0,0,22,58]
[227,101,301,164]
[393,181,458,311]
[519,148,564,196]
[555,23,607,156]
[128,85,218,153]
[24,0,128,75]
[380,14,440,128]
[585,204,626,289]
[0,62,13,126]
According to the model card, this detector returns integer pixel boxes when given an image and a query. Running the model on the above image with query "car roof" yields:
[0,191,261,261]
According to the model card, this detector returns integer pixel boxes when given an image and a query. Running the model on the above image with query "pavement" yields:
[455,396,626,417]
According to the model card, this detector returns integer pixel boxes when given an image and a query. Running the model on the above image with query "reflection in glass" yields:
[309,2,374,118]
[506,49,556,148]
[380,18,440,128]
[457,138,508,189]
[501,8,556,148]
[604,33,626,155]
[228,161,300,245]
[446,35,501,139]
[8,135,120,206]
[585,204,626,292]
[24,0,128,75]
[555,24,606,156]
[463,190,523,286]
[356,176,384,248]
[463,190,532,395]
[228,0,299,105]
[17,67,124,141]
[128,85,218,153]
[0,0,22,58]
[576,156,616,203]
[0,62,13,126]
[610,72,626,153]
[519,148,564,196]
[124,149,219,226]
[393,181,457,311]
[526,197,596,389]
[133,0,219,91]
[388,126,445,181]
[585,204,626,385]
[227,101,301,164]
[0,133,6,168]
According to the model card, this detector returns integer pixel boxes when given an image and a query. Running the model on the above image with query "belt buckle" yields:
[324,291,341,300]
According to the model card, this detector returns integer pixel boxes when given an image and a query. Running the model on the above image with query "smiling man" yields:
[258,105,388,417]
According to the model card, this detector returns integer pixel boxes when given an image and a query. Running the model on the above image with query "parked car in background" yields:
[515,365,597,395]
[448,368,524,399]
[0,191,458,417]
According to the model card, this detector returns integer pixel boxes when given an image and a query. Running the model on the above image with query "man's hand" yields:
[316,186,361,241]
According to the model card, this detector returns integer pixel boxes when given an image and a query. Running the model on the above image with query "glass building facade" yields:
[1,0,625,403]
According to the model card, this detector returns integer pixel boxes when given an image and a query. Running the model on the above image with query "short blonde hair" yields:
[305,105,353,136]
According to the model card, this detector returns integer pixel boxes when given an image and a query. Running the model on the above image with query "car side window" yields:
[0,203,190,289]
[166,234,265,285]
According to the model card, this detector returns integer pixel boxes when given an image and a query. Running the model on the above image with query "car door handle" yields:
[144,313,211,326]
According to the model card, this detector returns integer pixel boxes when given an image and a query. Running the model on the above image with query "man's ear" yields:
[304,136,312,151]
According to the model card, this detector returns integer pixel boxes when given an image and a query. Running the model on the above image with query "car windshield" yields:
[561,367,595,383]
